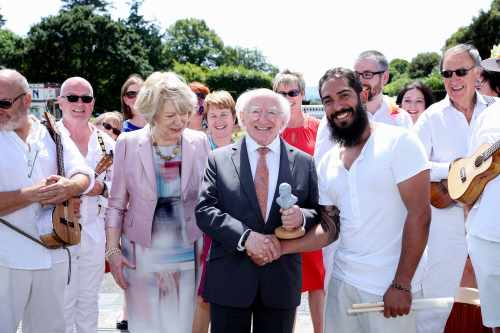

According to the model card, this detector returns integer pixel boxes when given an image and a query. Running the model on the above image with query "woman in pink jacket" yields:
[105,72,210,333]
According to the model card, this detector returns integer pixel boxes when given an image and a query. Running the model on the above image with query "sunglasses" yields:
[441,66,475,79]
[277,89,301,98]
[125,91,138,98]
[355,71,385,80]
[63,95,94,103]
[0,92,27,109]
[102,122,121,136]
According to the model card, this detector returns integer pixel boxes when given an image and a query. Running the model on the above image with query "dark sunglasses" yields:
[63,95,94,103]
[277,89,301,97]
[441,66,475,79]
[125,91,138,98]
[102,122,121,136]
[0,92,27,109]
[355,71,385,80]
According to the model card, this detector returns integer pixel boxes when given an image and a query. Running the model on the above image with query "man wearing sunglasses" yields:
[56,77,116,333]
[414,44,498,333]
[0,69,93,333]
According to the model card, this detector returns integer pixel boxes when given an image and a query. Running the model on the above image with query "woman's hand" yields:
[108,252,135,290]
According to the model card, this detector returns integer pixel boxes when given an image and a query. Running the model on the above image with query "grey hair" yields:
[440,43,482,71]
[0,69,30,93]
[235,88,290,133]
[356,50,389,71]
[60,77,94,96]
[134,71,197,125]
[272,69,306,94]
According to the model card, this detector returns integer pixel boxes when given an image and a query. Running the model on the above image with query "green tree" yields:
[0,29,24,69]
[61,0,110,12]
[445,0,500,58]
[206,65,272,97]
[172,61,208,83]
[124,0,163,70]
[222,46,277,74]
[163,18,224,68]
[383,73,412,97]
[23,6,151,113]
[408,52,441,79]
[389,58,409,78]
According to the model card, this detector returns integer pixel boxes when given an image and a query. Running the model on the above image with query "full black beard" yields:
[327,102,368,147]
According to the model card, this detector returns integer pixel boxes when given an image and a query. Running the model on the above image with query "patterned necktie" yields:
[255,147,270,221]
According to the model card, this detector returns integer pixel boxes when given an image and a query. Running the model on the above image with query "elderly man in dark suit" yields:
[196,88,320,333]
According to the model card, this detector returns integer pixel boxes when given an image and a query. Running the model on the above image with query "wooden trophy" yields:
[274,183,305,239]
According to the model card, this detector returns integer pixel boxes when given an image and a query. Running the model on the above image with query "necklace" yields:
[151,135,181,162]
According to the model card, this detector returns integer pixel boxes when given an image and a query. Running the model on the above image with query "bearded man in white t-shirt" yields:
[282,67,431,333]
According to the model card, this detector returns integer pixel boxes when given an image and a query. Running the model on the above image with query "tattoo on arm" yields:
[319,205,340,243]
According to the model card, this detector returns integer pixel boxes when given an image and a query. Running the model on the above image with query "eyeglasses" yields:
[102,122,121,136]
[441,66,475,79]
[63,95,94,103]
[355,70,385,80]
[277,89,301,98]
[0,92,27,109]
[248,109,281,120]
[124,91,138,98]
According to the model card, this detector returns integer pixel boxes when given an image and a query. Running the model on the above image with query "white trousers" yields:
[0,261,68,333]
[325,277,419,333]
[417,206,468,333]
[64,232,105,333]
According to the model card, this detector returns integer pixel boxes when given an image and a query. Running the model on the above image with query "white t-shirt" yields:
[467,102,500,242]
[314,96,412,166]
[318,123,430,295]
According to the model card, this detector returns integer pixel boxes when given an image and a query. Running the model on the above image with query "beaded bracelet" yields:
[105,247,121,259]
[390,282,411,293]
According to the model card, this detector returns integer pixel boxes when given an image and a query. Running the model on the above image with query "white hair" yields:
[235,88,290,132]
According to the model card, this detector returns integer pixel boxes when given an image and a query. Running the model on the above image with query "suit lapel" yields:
[137,126,157,195]
[231,138,264,224]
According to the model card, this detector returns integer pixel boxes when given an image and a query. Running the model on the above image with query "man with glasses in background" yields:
[0,69,93,333]
[414,43,498,333]
[57,77,115,333]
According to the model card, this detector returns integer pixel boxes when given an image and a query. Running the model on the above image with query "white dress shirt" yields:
[318,123,430,295]
[467,102,500,242]
[58,121,115,245]
[314,96,412,166]
[0,116,94,270]
[245,135,281,221]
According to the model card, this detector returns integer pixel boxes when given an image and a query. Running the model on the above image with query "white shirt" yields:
[467,102,500,242]
[314,96,412,166]
[58,121,115,245]
[0,116,94,269]
[245,135,281,221]
[413,93,496,182]
[318,123,430,295]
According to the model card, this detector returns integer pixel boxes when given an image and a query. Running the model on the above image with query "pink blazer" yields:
[106,125,210,247]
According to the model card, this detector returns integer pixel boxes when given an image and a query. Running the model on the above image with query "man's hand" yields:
[245,232,281,265]
[280,205,303,230]
[383,285,412,318]
[86,180,104,197]
[38,175,83,204]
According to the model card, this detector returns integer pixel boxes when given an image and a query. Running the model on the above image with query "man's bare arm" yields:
[0,181,47,216]
[281,205,340,255]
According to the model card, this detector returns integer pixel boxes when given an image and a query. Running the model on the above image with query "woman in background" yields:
[94,111,123,140]
[396,81,434,124]
[121,74,145,132]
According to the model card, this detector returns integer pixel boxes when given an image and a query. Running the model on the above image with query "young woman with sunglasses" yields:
[94,111,123,140]
[121,74,145,133]
[272,69,325,333]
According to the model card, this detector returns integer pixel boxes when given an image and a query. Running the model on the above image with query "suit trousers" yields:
[0,261,68,333]
[64,231,105,333]
[210,291,296,333]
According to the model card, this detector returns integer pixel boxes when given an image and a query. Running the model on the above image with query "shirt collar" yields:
[443,91,489,110]
[245,134,281,154]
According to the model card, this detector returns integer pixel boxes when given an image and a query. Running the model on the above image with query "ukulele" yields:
[448,140,500,206]
[40,111,82,248]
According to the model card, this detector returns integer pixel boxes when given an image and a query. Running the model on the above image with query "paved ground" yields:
[97,274,314,332]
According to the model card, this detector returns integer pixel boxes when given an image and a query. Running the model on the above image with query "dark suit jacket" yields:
[195,137,319,309]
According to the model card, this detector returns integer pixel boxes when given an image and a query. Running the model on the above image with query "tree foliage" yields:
[206,65,273,97]
[23,6,152,113]
[389,58,409,80]
[408,52,441,79]
[61,0,110,12]
[445,0,500,58]
[172,61,207,83]
[0,29,24,69]
[163,18,224,68]
[223,46,277,74]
